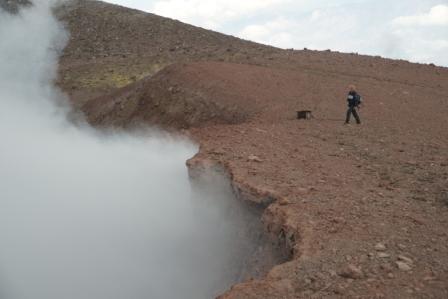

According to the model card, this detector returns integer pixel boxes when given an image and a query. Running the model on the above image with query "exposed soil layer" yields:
[187,160,293,284]
[51,1,448,298]
[83,61,321,129]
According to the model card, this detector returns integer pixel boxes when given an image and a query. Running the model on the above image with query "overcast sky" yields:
[103,0,448,66]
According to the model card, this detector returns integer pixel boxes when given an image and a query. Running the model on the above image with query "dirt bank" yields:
[187,156,294,282]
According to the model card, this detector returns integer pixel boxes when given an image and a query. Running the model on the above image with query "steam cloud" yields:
[0,2,253,298]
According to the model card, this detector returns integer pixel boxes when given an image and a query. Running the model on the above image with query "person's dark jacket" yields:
[347,91,361,107]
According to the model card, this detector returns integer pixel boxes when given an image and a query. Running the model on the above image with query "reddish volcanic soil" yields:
[84,60,448,298]
[54,0,448,298]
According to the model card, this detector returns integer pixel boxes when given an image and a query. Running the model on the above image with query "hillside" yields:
[56,0,447,107]
[22,0,448,298]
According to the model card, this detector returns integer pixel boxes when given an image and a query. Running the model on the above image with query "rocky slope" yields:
[14,0,448,298]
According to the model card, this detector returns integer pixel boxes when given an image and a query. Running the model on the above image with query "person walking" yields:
[345,85,362,124]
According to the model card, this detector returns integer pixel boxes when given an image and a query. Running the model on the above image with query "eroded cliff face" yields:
[187,154,297,284]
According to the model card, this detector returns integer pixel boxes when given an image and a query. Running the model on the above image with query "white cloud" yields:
[238,7,360,51]
[239,17,295,47]
[237,2,448,66]
[151,0,290,29]
[389,4,448,65]
[393,4,448,26]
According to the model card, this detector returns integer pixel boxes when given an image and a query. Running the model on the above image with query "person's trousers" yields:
[346,107,361,124]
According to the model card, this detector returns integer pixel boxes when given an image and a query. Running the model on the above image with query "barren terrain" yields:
[18,0,448,297]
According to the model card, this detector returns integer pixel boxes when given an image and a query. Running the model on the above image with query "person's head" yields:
[349,84,356,92]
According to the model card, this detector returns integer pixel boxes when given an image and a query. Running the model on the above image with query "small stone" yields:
[297,187,308,194]
[331,217,345,224]
[334,285,345,295]
[396,261,412,271]
[387,273,394,279]
[247,155,262,162]
[397,244,407,250]
[378,252,391,258]
[329,227,338,233]
[278,198,291,206]
[339,264,364,279]
[397,255,413,264]
[380,263,393,272]
[329,270,337,277]
[423,275,436,281]
[375,243,387,251]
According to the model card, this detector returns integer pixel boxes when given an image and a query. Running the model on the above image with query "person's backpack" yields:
[355,94,362,106]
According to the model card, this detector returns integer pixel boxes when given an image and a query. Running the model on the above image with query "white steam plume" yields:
[0,2,254,298]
